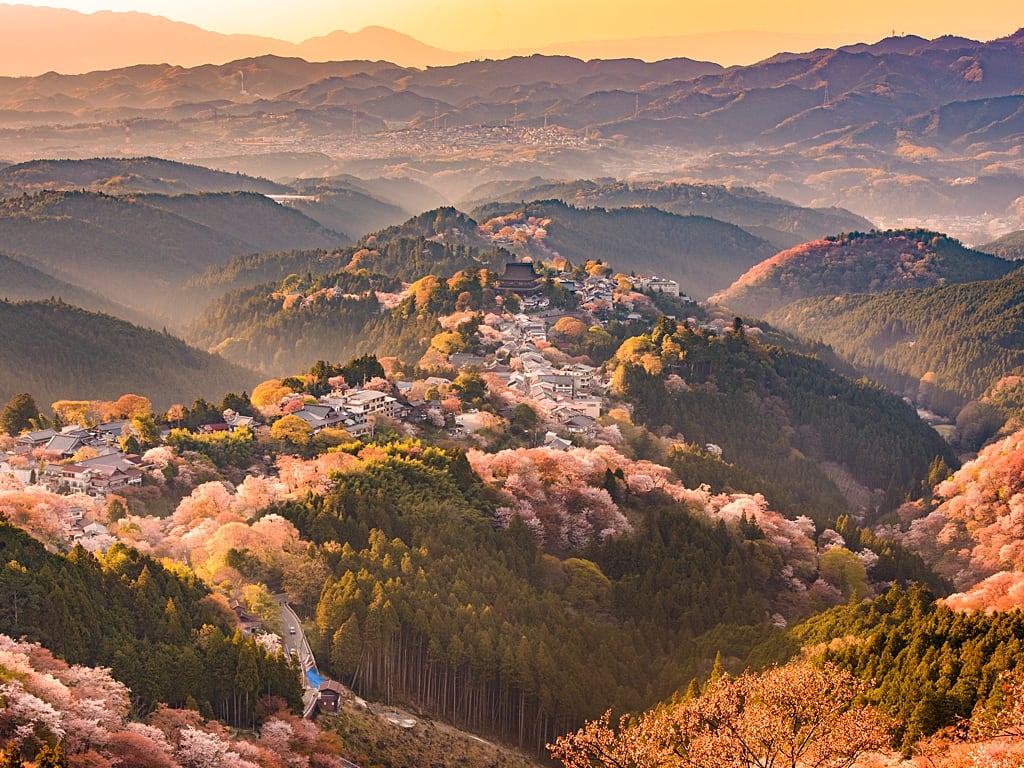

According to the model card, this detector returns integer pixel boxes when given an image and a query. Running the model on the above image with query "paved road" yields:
[277,599,308,663]
[273,595,320,716]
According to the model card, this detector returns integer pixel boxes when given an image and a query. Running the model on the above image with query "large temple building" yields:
[497,261,542,295]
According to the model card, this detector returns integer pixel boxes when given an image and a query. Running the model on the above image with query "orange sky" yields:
[8,0,1023,53]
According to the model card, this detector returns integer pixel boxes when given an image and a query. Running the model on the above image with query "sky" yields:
[8,0,1023,50]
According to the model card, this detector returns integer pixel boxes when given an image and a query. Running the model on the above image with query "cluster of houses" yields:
[560,270,681,323]
[1,264,693,502]
[444,311,606,444]
[300,264,684,445]
[286,387,402,438]
[1,423,146,498]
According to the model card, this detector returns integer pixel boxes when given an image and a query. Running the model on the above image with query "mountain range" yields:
[0,5,880,76]
[0,5,465,75]
[3,28,1023,234]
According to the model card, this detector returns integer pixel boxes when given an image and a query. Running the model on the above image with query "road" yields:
[273,595,321,716]
[277,599,308,663]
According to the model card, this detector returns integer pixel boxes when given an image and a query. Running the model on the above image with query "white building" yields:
[640,276,680,296]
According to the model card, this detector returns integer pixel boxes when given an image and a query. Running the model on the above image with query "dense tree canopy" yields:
[0,522,301,724]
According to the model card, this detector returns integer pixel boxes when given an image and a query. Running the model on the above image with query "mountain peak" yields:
[0,4,461,75]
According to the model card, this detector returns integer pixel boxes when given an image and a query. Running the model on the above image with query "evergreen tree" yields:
[0,392,40,435]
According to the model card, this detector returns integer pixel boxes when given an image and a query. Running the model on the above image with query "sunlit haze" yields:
[7,0,1022,54]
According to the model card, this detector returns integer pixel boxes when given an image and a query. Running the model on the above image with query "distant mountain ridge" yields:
[0,5,465,75]
[979,230,1024,260]
[0,156,288,197]
[471,199,777,299]
[0,251,147,323]
[464,179,873,250]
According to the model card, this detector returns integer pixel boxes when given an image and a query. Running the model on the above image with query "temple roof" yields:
[498,261,542,293]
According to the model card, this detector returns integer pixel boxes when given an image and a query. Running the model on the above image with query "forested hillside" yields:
[187,244,519,372]
[610,317,957,529]
[180,248,351,308]
[262,439,854,751]
[766,270,1024,418]
[556,584,1024,767]
[356,206,494,249]
[461,179,873,249]
[0,156,288,197]
[711,230,1015,318]
[471,200,777,299]
[978,229,1024,260]
[0,521,302,723]
[0,251,149,324]
[790,585,1024,751]
[0,300,256,409]
[884,426,1024,592]
[187,270,422,372]
[0,190,345,324]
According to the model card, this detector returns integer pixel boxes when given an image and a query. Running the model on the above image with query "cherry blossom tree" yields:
[550,659,895,768]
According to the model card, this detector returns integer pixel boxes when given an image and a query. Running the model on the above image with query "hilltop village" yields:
[0,261,708,547]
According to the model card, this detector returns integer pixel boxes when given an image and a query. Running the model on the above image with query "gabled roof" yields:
[45,434,86,455]
[565,414,597,427]
[300,404,335,419]
[543,433,573,451]
[96,421,129,435]
[16,428,55,444]
[79,453,137,471]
